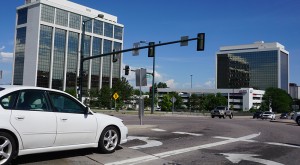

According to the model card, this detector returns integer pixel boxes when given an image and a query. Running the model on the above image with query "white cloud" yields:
[0,52,13,63]
[165,79,177,88]
[0,46,5,51]
[203,80,215,88]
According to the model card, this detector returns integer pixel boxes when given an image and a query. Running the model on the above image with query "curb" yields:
[126,125,158,131]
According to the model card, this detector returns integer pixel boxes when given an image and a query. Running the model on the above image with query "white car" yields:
[261,111,276,120]
[0,85,128,165]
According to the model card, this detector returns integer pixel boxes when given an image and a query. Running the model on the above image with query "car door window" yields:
[15,90,50,111]
[49,92,85,114]
[0,92,18,109]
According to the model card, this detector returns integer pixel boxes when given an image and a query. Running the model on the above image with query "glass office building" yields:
[216,41,289,92]
[12,0,123,95]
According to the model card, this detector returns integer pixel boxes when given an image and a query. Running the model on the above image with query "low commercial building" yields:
[158,88,265,111]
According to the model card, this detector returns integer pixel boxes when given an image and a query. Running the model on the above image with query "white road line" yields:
[265,142,300,148]
[221,153,284,165]
[151,128,166,132]
[127,136,163,149]
[106,132,261,165]
[214,136,257,142]
[173,132,203,136]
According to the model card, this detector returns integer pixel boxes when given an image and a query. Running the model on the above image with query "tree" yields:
[65,89,76,98]
[157,82,168,88]
[98,85,112,109]
[112,77,134,110]
[159,94,172,111]
[169,92,183,109]
[203,93,227,111]
[190,94,200,110]
[262,87,292,113]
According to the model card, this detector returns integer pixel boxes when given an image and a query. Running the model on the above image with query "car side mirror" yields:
[84,106,90,114]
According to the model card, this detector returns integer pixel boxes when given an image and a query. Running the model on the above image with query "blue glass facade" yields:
[13,27,27,85]
[15,3,123,94]
[37,25,53,88]
[217,50,288,91]
[52,28,66,90]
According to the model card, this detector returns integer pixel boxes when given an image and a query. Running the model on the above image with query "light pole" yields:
[79,14,103,101]
[140,41,156,114]
[190,74,193,89]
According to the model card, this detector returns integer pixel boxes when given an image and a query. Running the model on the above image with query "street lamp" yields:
[140,41,156,114]
[190,74,193,89]
[79,14,104,101]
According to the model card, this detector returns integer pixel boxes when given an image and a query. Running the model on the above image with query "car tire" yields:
[0,132,17,165]
[297,117,300,126]
[98,126,119,154]
[211,115,214,118]
[229,114,233,119]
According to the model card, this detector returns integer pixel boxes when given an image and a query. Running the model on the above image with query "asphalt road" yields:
[12,114,300,165]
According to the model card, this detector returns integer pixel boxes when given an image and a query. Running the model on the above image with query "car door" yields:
[10,90,56,149]
[48,92,97,146]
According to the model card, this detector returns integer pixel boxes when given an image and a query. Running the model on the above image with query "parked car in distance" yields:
[261,111,276,120]
[279,113,289,119]
[0,85,128,165]
[211,106,233,119]
[253,111,263,119]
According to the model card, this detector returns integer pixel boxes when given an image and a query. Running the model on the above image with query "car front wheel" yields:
[98,126,119,154]
[0,132,16,165]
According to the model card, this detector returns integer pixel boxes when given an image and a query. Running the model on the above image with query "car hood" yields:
[93,112,124,124]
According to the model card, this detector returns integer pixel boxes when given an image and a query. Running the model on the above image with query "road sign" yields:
[113,92,119,100]
[132,42,140,56]
[171,97,177,103]
[136,68,147,86]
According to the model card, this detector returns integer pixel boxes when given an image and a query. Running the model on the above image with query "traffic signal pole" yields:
[78,33,205,101]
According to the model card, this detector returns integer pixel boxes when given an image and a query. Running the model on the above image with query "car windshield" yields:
[264,112,272,114]
[216,106,226,110]
[0,87,4,91]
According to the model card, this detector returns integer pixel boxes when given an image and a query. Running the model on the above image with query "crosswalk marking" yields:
[172,131,203,136]
[151,128,166,132]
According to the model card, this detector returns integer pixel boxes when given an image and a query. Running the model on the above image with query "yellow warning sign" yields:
[113,92,119,100]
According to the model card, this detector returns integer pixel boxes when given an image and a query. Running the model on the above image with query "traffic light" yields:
[148,42,155,57]
[112,49,118,63]
[197,33,205,51]
[124,65,130,75]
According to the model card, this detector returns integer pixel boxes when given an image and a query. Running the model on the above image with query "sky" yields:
[0,0,300,91]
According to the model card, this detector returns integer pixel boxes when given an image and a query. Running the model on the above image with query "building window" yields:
[217,50,278,90]
[280,51,288,92]
[52,28,66,90]
[91,37,102,90]
[82,35,91,95]
[13,27,27,85]
[82,16,92,33]
[41,5,55,23]
[102,40,112,87]
[17,8,28,25]
[69,12,80,30]
[114,26,123,40]
[66,32,79,90]
[104,22,113,38]
[55,9,68,27]
[37,25,53,88]
[93,20,103,35]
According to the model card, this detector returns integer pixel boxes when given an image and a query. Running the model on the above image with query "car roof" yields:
[0,85,69,96]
